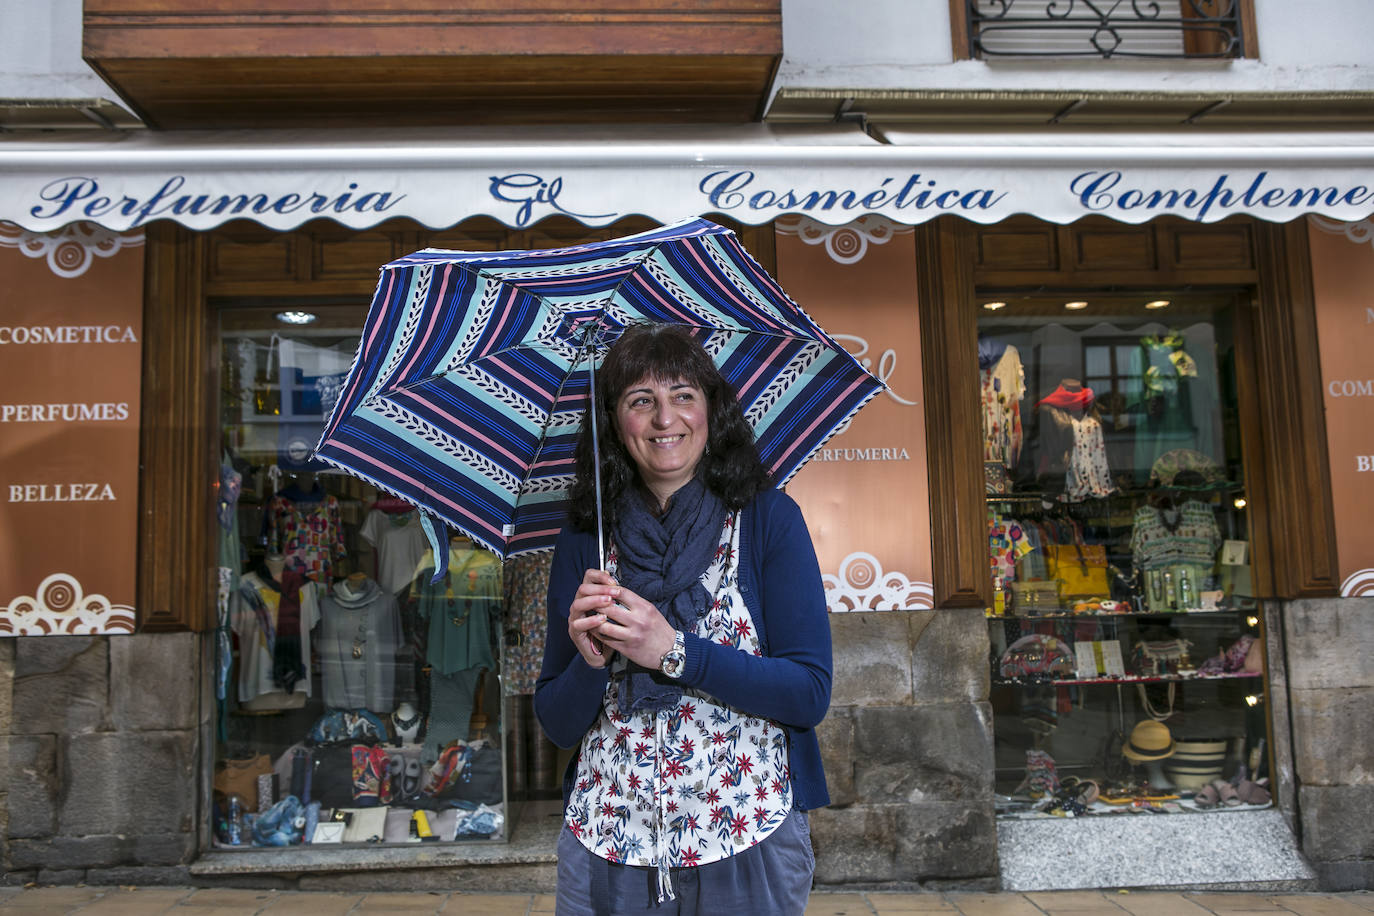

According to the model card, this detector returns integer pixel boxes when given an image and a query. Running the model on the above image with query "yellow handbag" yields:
[1046,542,1110,597]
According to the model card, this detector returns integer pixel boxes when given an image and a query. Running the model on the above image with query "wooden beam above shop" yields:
[83,1,781,128]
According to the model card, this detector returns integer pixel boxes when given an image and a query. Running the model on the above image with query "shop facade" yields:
[1,123,1372,889]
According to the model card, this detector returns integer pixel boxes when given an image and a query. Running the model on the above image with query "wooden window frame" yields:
[917,214,1337,608]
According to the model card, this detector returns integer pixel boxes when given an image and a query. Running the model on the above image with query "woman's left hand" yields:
[595,585,678,671]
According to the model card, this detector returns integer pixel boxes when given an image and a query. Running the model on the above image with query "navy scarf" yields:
[611,477,726,715]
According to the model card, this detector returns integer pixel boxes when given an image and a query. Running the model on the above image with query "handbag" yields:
[1046,542,1110,597]
[1010,579,1060,614]
[998,634,1075,680]
[424,742,503,805]
[1133,637,1193,676]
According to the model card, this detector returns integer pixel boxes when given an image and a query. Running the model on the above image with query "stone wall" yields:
[1282,597,1374,890]
[1,633,202,885]
[810,608,998,889]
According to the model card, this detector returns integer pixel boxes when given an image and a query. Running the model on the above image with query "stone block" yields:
[6,735,58,838]
[1284,598,1374,690]
[829,613,913,707]
[1300,784,1374,861]
[14,637,98,677]
[1313,860,1374,892]
[10,835,125,870]
[851,704,995,804]
[1289,687,1374,786]
[11,638,108,736]
[110,633,199,731]
[134,831,198,866]
[60,732,196,836]
[0,641,15,735]
[912,608,989,705]
[809,801,997,885]
[35,869,87,886]
[816,709,856,807]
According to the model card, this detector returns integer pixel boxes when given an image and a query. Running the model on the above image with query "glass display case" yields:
[212,303,513,848]
[979,290,1273,818]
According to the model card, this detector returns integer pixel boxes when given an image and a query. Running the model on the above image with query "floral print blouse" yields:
[565,512,793,875]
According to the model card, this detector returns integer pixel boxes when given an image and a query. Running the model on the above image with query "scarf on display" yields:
[273,568,308,694]
[611,476,726,715]
[1038,385,1096,412]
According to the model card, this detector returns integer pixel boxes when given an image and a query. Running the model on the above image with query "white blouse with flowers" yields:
[564,511,793,870]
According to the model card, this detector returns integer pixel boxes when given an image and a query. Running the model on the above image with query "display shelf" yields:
[992,670,1263,688]
[987,608,1241,620]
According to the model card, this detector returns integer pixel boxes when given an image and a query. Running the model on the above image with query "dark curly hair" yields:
[566,323,772,531]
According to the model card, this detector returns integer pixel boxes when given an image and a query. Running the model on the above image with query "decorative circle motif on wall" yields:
[1339,568,1374,597]
[823,552,934,612]
[1310,216,1374,248]
[775,214,912,265]
[1,573,136,636]
[0,220,145,278]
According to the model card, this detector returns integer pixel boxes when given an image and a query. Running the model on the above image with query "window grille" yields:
[967,0,1245,59]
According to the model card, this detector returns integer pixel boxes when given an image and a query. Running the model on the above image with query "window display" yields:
[212,305,545,848]
[979,292,1271,820]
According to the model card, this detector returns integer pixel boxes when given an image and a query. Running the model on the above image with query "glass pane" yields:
[214,304,509,848]
[978,291,1271,818]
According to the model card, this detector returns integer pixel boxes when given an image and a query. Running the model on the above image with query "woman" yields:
[534,323,832,915]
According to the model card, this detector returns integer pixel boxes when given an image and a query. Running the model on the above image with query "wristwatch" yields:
[659,629,686,679]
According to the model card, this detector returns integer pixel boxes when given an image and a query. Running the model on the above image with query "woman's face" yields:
[614,374,709,504]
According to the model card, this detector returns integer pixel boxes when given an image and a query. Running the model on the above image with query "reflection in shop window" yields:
[213,304,545,848]
[979,292,1272,819]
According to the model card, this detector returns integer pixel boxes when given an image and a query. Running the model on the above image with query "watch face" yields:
[661,651,685,678]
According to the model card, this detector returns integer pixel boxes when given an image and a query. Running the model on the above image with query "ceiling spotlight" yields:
[1064,300,1089,310]
[982,301,1007,311]
[1145,299,1171,310]
[276,310,318,325]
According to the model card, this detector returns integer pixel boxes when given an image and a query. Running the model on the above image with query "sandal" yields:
[1235,778,1271,806]
[1194,782,1220,808]
[1212,779,1242,807]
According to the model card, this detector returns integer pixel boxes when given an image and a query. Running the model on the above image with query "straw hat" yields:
[1123,720,1176,762]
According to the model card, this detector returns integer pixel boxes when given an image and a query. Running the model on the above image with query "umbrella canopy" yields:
[314,217,883,561]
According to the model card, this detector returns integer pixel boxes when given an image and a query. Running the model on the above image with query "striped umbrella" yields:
[314,217,883,565]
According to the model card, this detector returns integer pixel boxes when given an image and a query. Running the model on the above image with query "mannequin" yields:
[1037,379,1113,501]
[264,553,287,581]
[392,701,422,746]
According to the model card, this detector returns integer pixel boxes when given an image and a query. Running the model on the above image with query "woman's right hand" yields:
[568,568,621,668]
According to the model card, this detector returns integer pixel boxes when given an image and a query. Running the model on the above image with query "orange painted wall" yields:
[0,225,144,633]
[1308,217,1374,596]
[775,217,933,610]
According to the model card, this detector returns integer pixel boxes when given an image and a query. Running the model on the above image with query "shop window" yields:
[979,291,1273,818]
[212,302,545,848]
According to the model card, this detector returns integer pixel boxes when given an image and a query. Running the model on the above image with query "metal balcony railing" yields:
[966,0,1245,59]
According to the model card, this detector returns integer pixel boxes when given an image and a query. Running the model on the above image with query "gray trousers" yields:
[555,808,814,916]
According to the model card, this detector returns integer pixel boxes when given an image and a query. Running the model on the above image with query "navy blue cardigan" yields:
[533,488,833,812]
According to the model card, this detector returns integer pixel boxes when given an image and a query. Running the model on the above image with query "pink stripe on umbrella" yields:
[395,263,455,384]
[326,268,400,437]
[766,375,872,474]
[732,339,791,403]
[328,441,504,541]
[391,390,526,467]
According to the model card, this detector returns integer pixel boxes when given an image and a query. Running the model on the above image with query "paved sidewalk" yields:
[0,886,1372,915]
